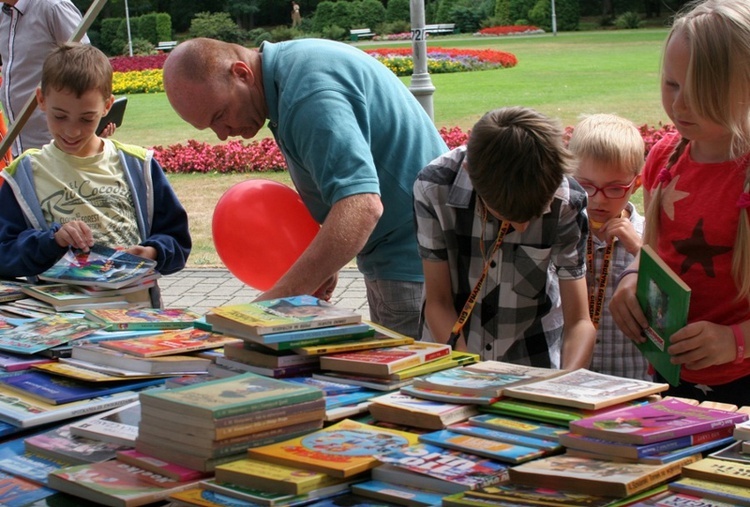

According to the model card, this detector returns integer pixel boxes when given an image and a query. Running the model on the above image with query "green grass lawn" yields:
[113,29,662,266]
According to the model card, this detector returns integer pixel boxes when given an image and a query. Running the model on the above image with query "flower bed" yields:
[153,123,676,174]
[365,47,517,76]
[475,25,545,36]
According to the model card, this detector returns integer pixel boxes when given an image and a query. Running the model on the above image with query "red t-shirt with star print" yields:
[643,132,750,385]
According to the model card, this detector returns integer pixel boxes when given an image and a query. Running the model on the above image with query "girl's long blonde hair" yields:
[645,0,750,301]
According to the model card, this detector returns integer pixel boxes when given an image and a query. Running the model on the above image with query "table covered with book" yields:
[1,278,750,507]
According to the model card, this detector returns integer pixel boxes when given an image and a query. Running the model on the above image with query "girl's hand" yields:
[54,221,94,251]
[669,322,736,369]
[600,218,642,256]
[609,272,648,343]
[125,245,157,261]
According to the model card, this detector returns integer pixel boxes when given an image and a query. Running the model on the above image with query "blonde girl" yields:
[610,0,750,404]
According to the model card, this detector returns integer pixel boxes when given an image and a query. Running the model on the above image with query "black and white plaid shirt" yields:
[414,146,588,367]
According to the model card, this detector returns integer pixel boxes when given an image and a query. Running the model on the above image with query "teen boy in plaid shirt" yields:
[414,107,596,369]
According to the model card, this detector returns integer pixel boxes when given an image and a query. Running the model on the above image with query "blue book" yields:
[0,471,56,507]
[468,413,568,441]
[325,389,379,410]
[0,371,164,405]
[351,480,444,507]
[418,430,546,464]
[247,323,374,345]
[447,422,563,452]
[0,430,74,485]
[285,376,363,395]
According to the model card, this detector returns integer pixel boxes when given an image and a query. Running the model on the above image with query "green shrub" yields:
[100,18,121,55]
[155,13,172,42]
[615,11,645,29]
[128,38,155,56]
[376,20,411,35]
[529,0,579,31]
[269,26,298,42]
[332,1,356,30]
[436,0,461,22]
[188,11,244,43]
[313,1,336,32]
[138,13,158,44]
[248,27,272,48]
[493,0,512,25]
[357,0,387,30]
[510,0,536,23]
[386,0,411,23]
[320,24,347,41]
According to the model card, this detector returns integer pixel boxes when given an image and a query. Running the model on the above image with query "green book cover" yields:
[635,245,691,386]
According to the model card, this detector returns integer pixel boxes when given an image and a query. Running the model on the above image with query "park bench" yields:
[425,23,457,35]
[349,28,376,41]
[156,41,177,52]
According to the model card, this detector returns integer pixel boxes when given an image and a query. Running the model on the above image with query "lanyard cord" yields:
[586,233,615,329]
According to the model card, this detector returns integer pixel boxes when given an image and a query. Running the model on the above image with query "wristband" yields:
[614,268,639,289]
[732,324,745,365]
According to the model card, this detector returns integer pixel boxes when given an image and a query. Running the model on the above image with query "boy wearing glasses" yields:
[414,107,596,369]
[568,113,648,380]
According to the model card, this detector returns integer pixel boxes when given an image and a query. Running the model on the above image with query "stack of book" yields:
[20,282,153,313]
[135,372,327,472]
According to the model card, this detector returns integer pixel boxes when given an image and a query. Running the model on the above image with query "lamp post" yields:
[409,0,435,121]
[125,0,133,56]
[551,0,557,36]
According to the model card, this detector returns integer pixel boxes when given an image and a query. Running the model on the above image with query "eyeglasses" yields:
[576,176,638,199]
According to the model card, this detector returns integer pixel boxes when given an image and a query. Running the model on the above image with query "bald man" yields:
[163,38,448,338]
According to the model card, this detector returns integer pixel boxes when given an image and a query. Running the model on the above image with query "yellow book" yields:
[214,458,348,495]
[247,418,420,477]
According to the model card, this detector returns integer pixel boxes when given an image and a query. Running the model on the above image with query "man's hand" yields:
[312,273,339,301]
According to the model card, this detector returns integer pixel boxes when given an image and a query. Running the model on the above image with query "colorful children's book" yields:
[0,280,25,303]
[138,372,324,419]
[0,350,54,371]
[467,413,568,442]
[0,371,163,405]
[507,454,700,498]
[206,295,362,337]
[213,458,352,495]
[312,372,414,392]
[418,429,547,464]
[0,429,76,485]
[69,345,211,375]
[24,422,131,465]
[350,480,444,507]
[569,397,748,445]
[0,384,139,428]
[459,482,615,507]
[100,328,240,357]
[446,422,562,452]
[386,351,480,381]
[222,341,320,368]
[238,323,375,350]
[681,457,750,488]
[400,384,500,405]
[373,442,509,493]
[38,245,157,289]
[68,401,141,447]
[668,477,750,506]
[284,376,364,395]
[0,470,56,507]
[320,342,451,377]
[292,334,415,357]
[247,418,420,478]
[84,307,200,331]
[635,245,690,386]
[559,425,736,459]
[20,283,150,312]
[116,449,211,482]
[200,478,353,506]
[32,361,171,383]
[47,460,201,507]
[501,368,669,410]
[0,314,102,354]
[368,391,478,430]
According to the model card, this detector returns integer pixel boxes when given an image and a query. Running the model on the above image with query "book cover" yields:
[21,283,127,309]
[460,482,615,507]
[214,355,320,379]
[733,419,750,440]
[386,351,480,381]
[293,334,415,357]
[242,323,375,349]
[320,342,452,377]
[709,439,750,464]
[681,457,750,488]
[467,413,568,441]
[447,422,563,452]
[200,478,353,507]
[350,480,444,507]
[222,341,320,368]
[0,371,163,405]
[0,350,54,372]
[373,442,509,493]
[569,398,748,444]
[24,422,130,465]
[501,368,669,410]
[400,384,500,406]
[559,425,736,460]
[412,366,540,398]
[284,376,363,396]
[325,390,379,410]
[0,280,25,303]
[0,471,56,507]
[84,308,200,331]
[668,477,750,506]
[138,372,324,419]
[0,430,75,485]
[116,450,211,482]
[0,314,102,354]
[47,460,200,507]
[32,361,170,383]
[508,454,700,498]
[214,457,351,495]
[480,397,642,426]
[0,384,139,428]
[246,418,420,478]
[635,245,690,386]
[625,490,741,507]
[100,328,240,357]
[418,429,547,464]
[312,372,414,392]
[69,345,211,375]
[206,295,362,336]
[38,245,157,289]
[368,392,478,430]
[69,401,141,447]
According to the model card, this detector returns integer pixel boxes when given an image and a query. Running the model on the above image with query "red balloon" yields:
[212,179,319,290]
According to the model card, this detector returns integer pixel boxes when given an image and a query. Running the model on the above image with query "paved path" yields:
[159,268,371,320]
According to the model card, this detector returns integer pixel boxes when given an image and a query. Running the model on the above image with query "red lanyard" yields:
[446,214,511,349]
[586,233,615,330]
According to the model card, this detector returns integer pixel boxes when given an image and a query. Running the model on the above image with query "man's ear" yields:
[231,61,254,86]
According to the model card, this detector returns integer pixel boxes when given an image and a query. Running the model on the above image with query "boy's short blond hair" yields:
[465,106,573,223]
[568,113,645,176]
[41,43,112,99]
